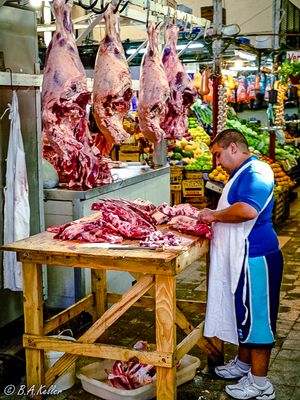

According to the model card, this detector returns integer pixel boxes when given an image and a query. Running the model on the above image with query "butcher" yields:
[199,129,283,400]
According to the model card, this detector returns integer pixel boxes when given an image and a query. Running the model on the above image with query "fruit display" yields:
[226,118,300,162]
[208,165,229,184]
[188,116,211,145]
[168,137,212,169]
[185,152,213,171]
[270,162,295,188]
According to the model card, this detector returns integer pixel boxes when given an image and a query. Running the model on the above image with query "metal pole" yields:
[272,0,281,50]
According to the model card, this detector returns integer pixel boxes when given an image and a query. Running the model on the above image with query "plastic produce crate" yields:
[77,354,200,400]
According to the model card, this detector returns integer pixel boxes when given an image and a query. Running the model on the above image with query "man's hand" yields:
[198,208,217,224]
[198,203,258,224]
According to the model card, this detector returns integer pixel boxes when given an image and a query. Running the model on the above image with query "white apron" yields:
[204,159,273,345]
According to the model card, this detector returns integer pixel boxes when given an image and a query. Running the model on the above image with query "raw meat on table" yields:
[47,198,212,243]
[161,23,198,140]
[169,215,213,240]
[47,217,123,243]
[157,202,200,218]
[138,22,170,144]
[41,0,112,189]
[48,198,156,242]
[91,199,156,238]
[93,3,133,155]
[139,231,182,248]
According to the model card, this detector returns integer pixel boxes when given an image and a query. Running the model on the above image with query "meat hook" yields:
[172,9,177,25]
[77,0,98,11]
[146,0,150,27]
[91,0,109,14]
[113,0,129,14]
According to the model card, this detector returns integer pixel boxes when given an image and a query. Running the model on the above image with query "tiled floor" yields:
[0,188,300,400]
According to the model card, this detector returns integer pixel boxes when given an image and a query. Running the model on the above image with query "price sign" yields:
[286,51,300,62]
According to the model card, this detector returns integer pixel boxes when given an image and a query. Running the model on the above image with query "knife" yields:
[80,243,161,251]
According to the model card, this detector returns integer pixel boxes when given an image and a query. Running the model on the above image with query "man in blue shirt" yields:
[199,129,283,400]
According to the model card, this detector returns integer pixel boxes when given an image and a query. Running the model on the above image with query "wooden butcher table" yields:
[1,221,222,400]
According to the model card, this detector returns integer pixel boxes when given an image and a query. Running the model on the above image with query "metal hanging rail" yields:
[37,0,211,33]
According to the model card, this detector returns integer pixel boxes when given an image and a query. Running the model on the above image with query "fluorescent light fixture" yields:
[229,65,258,71]
[234,59,244,69]
[176,43,204,50]
[126,48,146,55]
[235,50,256,61]
[30,0,42,7]
[126,42,204,55]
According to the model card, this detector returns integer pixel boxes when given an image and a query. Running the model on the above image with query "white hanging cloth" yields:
[3,90,30,291]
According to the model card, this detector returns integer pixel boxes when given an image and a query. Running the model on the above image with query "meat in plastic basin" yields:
[77,354,200,400]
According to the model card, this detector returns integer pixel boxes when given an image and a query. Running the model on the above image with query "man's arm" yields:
[199,202,258,224]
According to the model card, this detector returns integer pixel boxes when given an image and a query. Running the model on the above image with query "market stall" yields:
[0,219,223,400]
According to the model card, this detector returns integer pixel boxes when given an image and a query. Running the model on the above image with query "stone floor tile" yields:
[281,339,300,350]
[290,387,300,400]
[269,360,300,386]
[292,322,300,330]
[275,349,300,362]
[280,299,300,310]
[278,309,300,321]
[274,385,297,400]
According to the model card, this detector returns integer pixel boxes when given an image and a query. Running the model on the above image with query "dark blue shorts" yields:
[235,250,284,349]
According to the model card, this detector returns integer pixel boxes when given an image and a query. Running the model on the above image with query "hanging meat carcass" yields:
[93,4,133,155]
[138,22,170,144]
[161,23,198,140]
[41,0,112,190]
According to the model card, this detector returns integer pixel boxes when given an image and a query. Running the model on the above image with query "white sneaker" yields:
[225,372,275,399]
[215,356,250,379]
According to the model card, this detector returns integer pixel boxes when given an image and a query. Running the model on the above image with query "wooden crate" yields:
[185,171,203,180]
[119,151,140,162]
[170,166,184,184]
[273,190,290,225]
[184,196,211,209]
[182,179,204,197]
[166,0,177,8]
[170,184,182,191]
[120,144,140,152]
[171,184,182,206]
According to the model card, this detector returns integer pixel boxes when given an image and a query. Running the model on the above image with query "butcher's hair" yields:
[211,129,249,150]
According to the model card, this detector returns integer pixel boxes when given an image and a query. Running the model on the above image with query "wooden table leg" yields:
[91,269,106,322]
[155,275,177,400]
[22,262,44,399]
